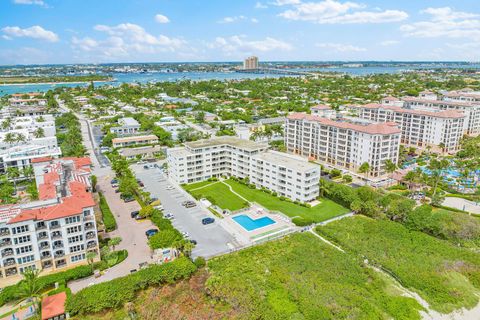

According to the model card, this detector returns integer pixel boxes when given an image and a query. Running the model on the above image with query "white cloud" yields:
[316,42,366,52]
[400,7,480,40]
[380,40,399,46]
[278,0,408,24]
[272,0,301,6]
[208,35,293,55]
[71,23,186,61]
[218,16,259,24]
[13,0,45,5]
[1,25,59,42]
[255,2,268,9]
[155,14,170,24]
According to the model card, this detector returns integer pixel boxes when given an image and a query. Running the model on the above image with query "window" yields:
[14,235,31,245]
[71,253,86,263]
[69,244,84,253]
[12,225,29,234]
[67,226,82,234]
[17,255,35,264]
[65,216,80,224]
[16,245,33,255]
[68,235,83,244]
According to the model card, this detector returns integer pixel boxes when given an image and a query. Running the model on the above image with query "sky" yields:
[0,0,479,65]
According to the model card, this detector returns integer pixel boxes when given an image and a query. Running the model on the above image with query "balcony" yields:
[38,233,48,240]
[51,232,62,240]
[3,259,16,267]
[42,261,53,269]
[83,215,94,221]
[5,268,17,277]
[55,260,67,268]
[87,241,97,249]
[86,232,96,240]
[0,240,12,247]
[84,223,95,230]
[36,224,47,231]
[49,224,61,230]
[52,244,64,250]
[41,253,52,260]
[1,250,14,257]
[54,252,65,259]
[0,229,10,237]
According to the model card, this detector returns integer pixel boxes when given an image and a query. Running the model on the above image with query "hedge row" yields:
[148,210,183,249]
[66,257,197,315]
[0,265,92,306]
[292,217,314,226]
[99,192,117,232]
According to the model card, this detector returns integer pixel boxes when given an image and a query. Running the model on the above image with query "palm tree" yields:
[6,167,20,192]
[17,268,43,315]
[15,133,26,144]
[86,251,97,272]
[3,132,15,145]
[182,241,195,257]
[384,159,397,177]
[358,162,370,185]
[108,237,122,252]
[33,127,45,139]
[1,118,12,130]
[22,166,34,181]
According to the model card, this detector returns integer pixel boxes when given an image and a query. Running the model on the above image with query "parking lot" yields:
[131,163,240,258]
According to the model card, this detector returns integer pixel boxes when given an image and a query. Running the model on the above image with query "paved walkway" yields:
[443,197,480,214]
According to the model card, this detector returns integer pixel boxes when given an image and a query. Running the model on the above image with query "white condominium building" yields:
[0,115,61,174]
[441,89,480,103]
[353,103,466,153]
[285,113,401,178]
[0,157,99,286]
[109,117,141,135]
[167,136,320,202]
[400,96,480,136]
[243,56,259,70]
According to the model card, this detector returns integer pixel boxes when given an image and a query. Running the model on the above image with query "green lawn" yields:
[317,216,480,313]
[225,180,349,222]
[182,180,216,192]
[187,181,248,211]
[207,232,423,319]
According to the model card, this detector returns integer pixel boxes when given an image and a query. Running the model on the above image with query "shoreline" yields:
[0,79,114,86]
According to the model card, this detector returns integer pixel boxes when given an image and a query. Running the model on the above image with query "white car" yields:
[181,231,190,238]
[166,186,175,190]
[154,205,164,211]
[164,213,174,220]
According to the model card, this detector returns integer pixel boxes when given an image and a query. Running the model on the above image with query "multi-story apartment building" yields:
[352,103,466,153]
[285,113,401,179]
[112,134,158,148]
[0,157,99,286]
[109,117,141,135]
[441,89,480,103]
[243,56,259,70]
[0,115,61,174]
[399,96,480,136]
[167,137,320,202]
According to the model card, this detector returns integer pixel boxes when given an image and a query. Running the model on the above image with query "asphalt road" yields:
[131,164,238,258]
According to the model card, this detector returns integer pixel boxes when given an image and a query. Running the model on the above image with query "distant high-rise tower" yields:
[243,56,259,70]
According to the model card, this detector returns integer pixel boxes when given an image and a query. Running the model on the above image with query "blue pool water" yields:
[233,215,276,231]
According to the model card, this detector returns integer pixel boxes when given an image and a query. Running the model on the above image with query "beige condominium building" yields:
[352,103,466,153]
[0,157,99,286]
[112,134,158,148]
[167,136,320,202]
[285,112,401,179]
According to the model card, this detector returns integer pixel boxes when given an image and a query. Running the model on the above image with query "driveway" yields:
[443,197,480,214]
[131,164,239,258]
[68,175,155,293]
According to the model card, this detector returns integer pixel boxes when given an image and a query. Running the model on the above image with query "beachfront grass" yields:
[207,232,423,319]
[316,216,480,313]
[187,181,248,211]
[225,179,349,222]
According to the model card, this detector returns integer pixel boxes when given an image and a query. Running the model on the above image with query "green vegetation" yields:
[187,181,248,211]
[317,216,480,313]
[55,112,86,157]
[207,232,423,319]
[66,257,197,316]
[0,75,111,84]
[99,192,116,232]
[225,179,349,221]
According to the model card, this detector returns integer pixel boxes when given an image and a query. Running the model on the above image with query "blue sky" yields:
[0,0,479,64]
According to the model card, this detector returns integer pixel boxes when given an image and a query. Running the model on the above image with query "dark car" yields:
[110,179,118,184]
[123,196,134,203]
[143,165,149,169]
[138,181,144,187]
[134,214,146,220]
[189,239,197,245]
[202,217,215,225]
[114,189,120,193]
[130,211,139,218]
[185,202,196,208]
[145,229,159,238]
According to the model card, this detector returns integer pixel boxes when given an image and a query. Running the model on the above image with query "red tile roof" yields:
[403,96,477,107]
[287,113,401,135]
[311,104,331,110]
[9,181,95,224]
[41,292,66,320]
[31,156,53,164]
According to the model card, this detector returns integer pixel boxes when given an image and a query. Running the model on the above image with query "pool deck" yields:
[221,204,293,243]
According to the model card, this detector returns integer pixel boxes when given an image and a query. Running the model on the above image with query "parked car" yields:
[114,189,120,193]
[143,165,149,169]
[154,205,163,211]
[202,217,215,225]
[185,202,196,208]
[164,213,174,220]
[189,239,197,245]
[110,179,118,184]
[145,229,159,238]
[149,197,158,204]
[166,186,174,190]
[181,231,190,238]
[134,214,146,221]
[123,196,134,203]
[111,183,118,188]
[130,211,139,218]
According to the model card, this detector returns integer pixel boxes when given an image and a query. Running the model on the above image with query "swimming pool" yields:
[233,215,276,231]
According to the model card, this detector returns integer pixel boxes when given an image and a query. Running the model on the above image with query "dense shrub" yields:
[0,265,92,306]
[292,217,314,226]
[194,257,206,268]
[149,229,183,249]
[66,257,197,316]
[99,192,116,231]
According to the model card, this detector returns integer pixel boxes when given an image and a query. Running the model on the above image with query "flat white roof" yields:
[252,150,318,172]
